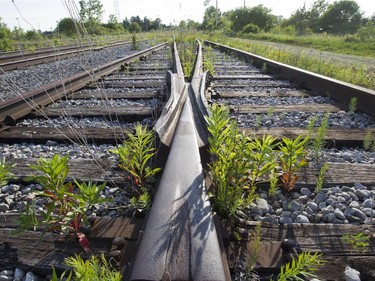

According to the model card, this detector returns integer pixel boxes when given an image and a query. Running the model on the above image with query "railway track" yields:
[0,38,374,280]
[0,41,173,276]
[0,40,133,72]
[203,41,375,280]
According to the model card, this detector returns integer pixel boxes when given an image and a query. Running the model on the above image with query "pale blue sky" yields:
[0,0,374,31]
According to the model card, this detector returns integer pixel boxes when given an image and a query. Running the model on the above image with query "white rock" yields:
[344,266,360,281]
[14,268,25,281]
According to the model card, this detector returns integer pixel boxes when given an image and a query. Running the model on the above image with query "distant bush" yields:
[344,34,360,42]
[357,23,375,41]
[241,23,260,34]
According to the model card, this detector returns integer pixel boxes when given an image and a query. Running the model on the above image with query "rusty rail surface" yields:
[128,41,229,280]
[0,42,167,126]
[204,40,375,117]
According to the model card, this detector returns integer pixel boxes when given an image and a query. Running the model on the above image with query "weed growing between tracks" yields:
[0,157,15,186]
[206,104,312,217]
[51,254,122,281]
[12,154,109,252]
[110,123,161,211]
[276,251,325,281]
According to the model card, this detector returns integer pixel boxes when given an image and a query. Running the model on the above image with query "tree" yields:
[318,0,363,34]
[0,18,12,50]
[229,5,276,32]
[79,0,104,24]
[129,22,141,33]
[56,18,77,37]
[308,0,329,32]
[202,6,222,30]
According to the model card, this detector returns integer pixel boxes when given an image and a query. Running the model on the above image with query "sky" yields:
[0,0,374,32]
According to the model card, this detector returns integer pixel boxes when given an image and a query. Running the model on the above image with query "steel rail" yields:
[0,41,134,72]
[128,41,229,280]
[0,42,168,126]
[0,40,131,63]
[204,40,375,117]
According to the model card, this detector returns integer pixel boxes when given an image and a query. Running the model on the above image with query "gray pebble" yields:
[279,216,293,224]
[334,208,346,220]
[314,192,328,204]
[296,214,309,223]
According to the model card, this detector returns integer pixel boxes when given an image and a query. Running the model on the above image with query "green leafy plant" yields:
[0,157,15,186]
[203,45,215,76]
[348,97,358,113]
[51,266,72,281]
[278,135,309,192]
[255,115,262,128]
[315,163,329,193]
[130,191,151,211]
[276,251,325,281]
[207,104,277,217]
[306,116,318,137]
[14,154,108,252]
[110,123,161,199]
[206,104,250,217]
[342,232,370,253]
[63,254,122,281]
[247,135,278,192]
[311,113,329,160]
[131,33,140,50]
[267,106,274,118]
[363,131,375,151]
[268,169,280,197]
[247,223,261,272]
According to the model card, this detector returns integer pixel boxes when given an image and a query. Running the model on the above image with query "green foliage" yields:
[247,135,278,190]
[14,154,108,247]
[278,135,309,192]
[0,157,15,186]
[110,124,160,198]
[363,131,375,151]
[207,105,277,217]
[131,33,140,50]
[241,23,260,34]
[315,163,329,193]
[177,38,197,81]
[129,22,142,33]
[207,104,249,216]
[277,252,325,281]
[247,223,261,272]
[51,267,72,281]
[203,45,215,76]
[306,116,318,137]
[229,5,277,32]
[79,0,104,24]
[130,191,151,210]
[348,97,358,113]
[267,106,274,118]
[64,254,121,281]
[311,113,329,160]
[342,232,370,253]
[56,18,77,37]
[268,169,279,197]
[255,115,262,127]
[319,0,363,34]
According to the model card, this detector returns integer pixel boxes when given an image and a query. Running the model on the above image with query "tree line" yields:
[0,0,374,50]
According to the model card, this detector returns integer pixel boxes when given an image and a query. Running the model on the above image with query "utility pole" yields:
[114,0,120,21]
[215,0,218,26]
